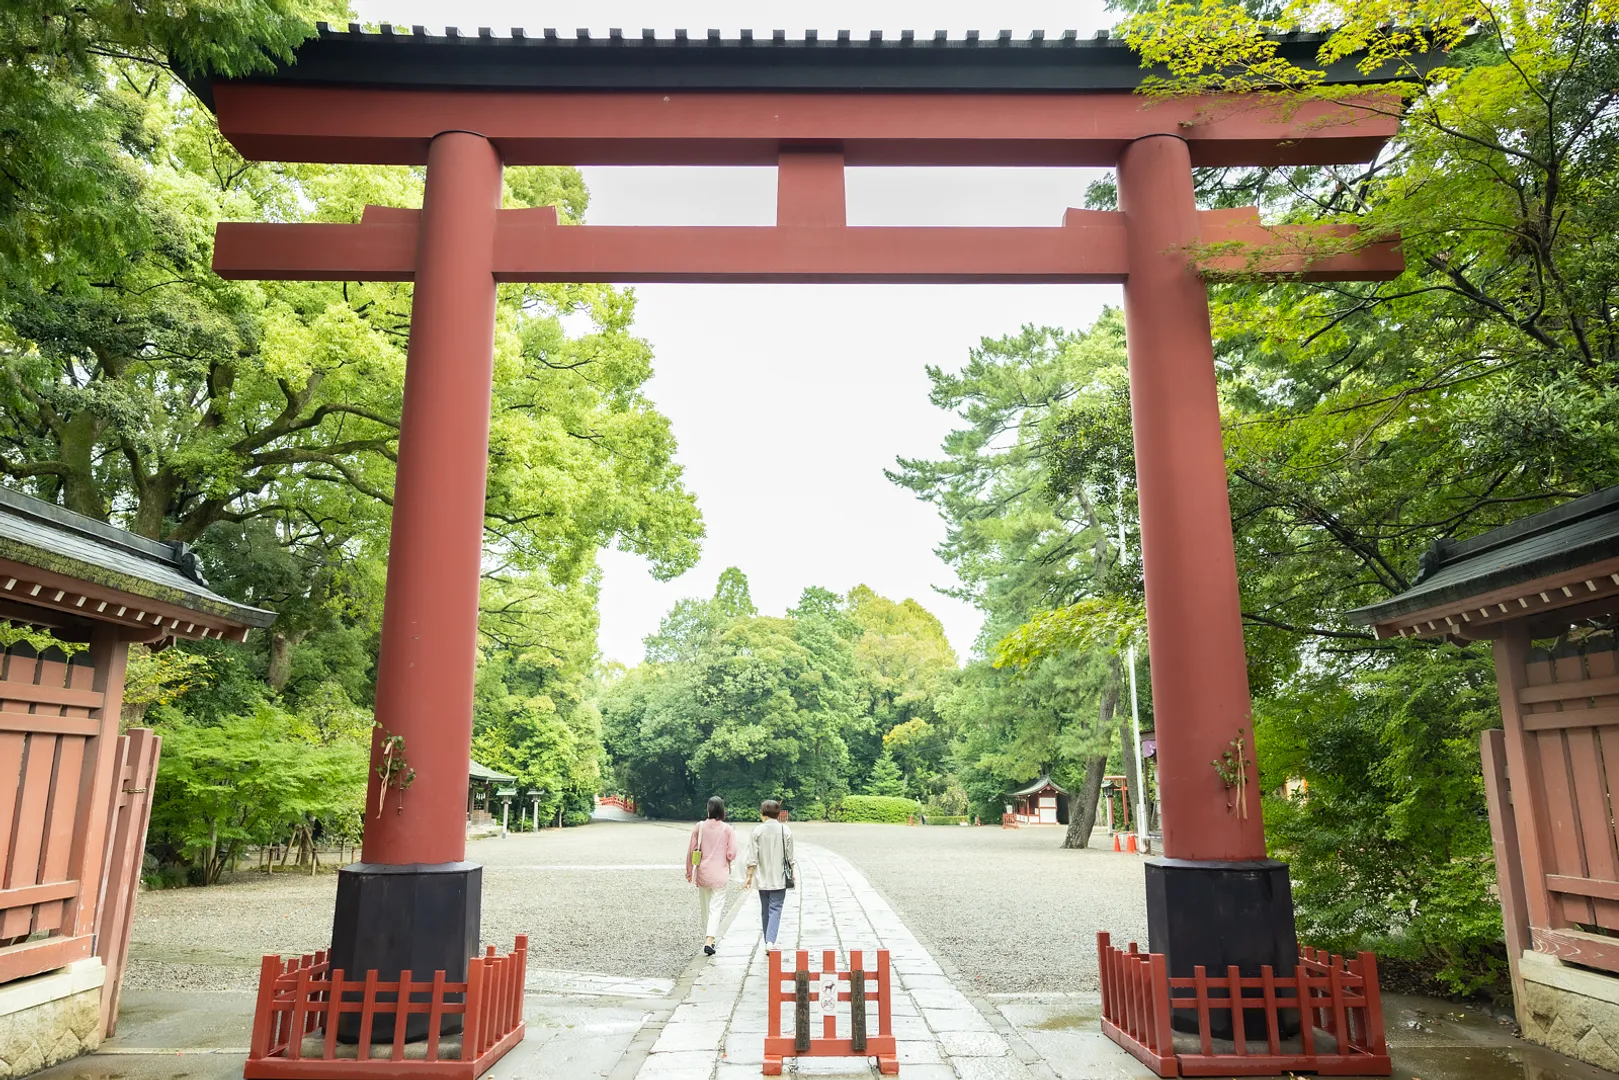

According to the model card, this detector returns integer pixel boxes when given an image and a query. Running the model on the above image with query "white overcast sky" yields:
[352,0,1121,664]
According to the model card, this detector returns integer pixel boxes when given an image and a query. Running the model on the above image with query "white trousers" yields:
[697,885,724,939]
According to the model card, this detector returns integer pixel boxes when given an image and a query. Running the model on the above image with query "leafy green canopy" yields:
[600,572,960,819]
[889,313,1147,833]
[1,4,707,871]
[977,0,1619,989]
[0,0,333,295]
[150,704,366,884]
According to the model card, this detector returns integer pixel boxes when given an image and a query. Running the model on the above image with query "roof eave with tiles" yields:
[1345,488,1619,641]
[185,24,1424,104]
[0,488,276,643]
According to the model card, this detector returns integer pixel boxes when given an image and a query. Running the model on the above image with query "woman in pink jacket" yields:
[686,796,737,956]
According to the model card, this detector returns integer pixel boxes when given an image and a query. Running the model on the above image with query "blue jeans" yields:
[758,888,785,944]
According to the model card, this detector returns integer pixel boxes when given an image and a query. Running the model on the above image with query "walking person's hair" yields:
[706,796,726,820]
[760,799,782,819]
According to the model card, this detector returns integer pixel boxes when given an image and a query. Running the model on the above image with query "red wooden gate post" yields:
[1118,133,1297,1033]
[330,130,504,1040]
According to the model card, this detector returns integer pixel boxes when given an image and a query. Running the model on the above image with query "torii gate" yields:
[199,24,1404,1028]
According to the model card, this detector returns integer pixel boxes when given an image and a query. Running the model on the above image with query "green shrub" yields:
[828,795,920,823]
[788,801,825,821]
[563,810,592,827]
[141,865,190,891]
[925,815,969,826]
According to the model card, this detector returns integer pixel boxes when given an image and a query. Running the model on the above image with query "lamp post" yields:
[497,786,516,838]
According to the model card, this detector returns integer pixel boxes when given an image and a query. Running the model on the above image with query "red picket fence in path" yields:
[1097,933,1390,1077]
[596,794,637,813]
[245,937,528,1080]
[765,948,897,1075]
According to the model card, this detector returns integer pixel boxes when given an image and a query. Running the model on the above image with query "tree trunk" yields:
[1063,667,1122,849]
[57,412,105,520]
[266,633,294,693]
[1063,754,1109,848]
[133,475,177,540]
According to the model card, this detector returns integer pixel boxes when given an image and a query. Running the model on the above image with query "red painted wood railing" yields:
[765,948,897,1075]
[1097,932,1390,1077]
[246,937,528,1080]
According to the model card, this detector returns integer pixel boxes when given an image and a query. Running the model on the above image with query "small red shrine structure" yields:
[188,24,1415,1065]
[0,487,272,1066]
[1347,487,1619,1072]
[1009,775,1068,825]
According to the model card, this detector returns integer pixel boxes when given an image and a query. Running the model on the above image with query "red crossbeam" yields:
[214,204,1400,285]
[211,86,1400,168]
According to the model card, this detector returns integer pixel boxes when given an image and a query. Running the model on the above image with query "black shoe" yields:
[704,944,716,956]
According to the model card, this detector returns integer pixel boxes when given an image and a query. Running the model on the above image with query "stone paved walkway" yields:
[631,841,1145,1080]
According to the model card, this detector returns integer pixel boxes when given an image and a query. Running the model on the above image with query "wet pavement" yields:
[1381,993,1619,1080]
[29,822,1619,1080]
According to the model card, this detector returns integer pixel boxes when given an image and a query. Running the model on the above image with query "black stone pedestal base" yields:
[330,861,481,1043]
[1144,857,1298,1039]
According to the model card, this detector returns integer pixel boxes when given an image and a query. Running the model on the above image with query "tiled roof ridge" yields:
[1433,486,1619,569]
[0,486,199,582]
[310,22,1337,46]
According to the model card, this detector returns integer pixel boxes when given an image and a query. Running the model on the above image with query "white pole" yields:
[1127,644,1150,852]
[502,799,510,837]
[1119,493,1151,854]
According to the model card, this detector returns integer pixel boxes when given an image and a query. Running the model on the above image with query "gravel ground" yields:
[125,819,1142,996]
[794,821,1148,995]
[125,820,724,992]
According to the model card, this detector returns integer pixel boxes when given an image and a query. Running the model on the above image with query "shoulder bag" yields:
[781,827,795,890]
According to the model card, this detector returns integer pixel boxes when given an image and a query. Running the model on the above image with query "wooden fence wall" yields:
[95,728,160,1036]
[1491,630,1619,975]
[0,632,128,986]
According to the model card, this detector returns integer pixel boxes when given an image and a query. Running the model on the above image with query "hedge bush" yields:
[828,795,920,823]
[925,815,969,826]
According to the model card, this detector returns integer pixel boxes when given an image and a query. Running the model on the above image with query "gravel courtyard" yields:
[796,821,1146,994]
[124,819,1145,997]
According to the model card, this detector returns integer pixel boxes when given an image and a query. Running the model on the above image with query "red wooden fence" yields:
[93,728,160,1036]
[1489,633,1619,975]
[0,636,128,985]
[765,948,897,1075]
[1097,933,1390,1077]
[245,937,528,1080]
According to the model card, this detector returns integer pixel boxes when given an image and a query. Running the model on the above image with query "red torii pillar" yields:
[207,84,1401,1037]
[327,132,504,1041]
[1120,136,1292,1033]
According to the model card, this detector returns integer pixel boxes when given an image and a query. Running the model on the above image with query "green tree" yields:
[148,704,366,884]
[2,12,706,874]
[0,0,334,300]
[842,586,958,794]
[863,751,907,797]
[643,567,756,663]
[891,313,1142,846]
[603,573,902,818]
[971,0,1619,986]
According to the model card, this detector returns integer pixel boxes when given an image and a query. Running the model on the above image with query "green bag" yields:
[690,824,703,868]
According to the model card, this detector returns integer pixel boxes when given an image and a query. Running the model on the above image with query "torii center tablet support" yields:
[207,81,1404,1026]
